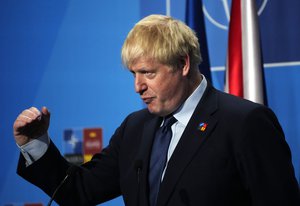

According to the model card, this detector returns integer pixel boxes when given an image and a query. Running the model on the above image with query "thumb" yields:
[41,106,51,125]
[41,106,50,116]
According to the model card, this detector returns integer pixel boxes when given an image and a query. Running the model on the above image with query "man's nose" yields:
[135,74,147,94]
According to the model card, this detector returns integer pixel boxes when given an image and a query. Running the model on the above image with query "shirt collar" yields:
[173,75,207,127]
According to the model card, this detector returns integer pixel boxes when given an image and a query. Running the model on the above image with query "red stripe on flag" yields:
[228,0,243,97]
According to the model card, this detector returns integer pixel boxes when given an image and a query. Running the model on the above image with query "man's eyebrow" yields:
[132,67,151,73]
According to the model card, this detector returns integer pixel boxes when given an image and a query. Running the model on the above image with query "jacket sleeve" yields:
[17,116,130,206]
[236,106,300,205]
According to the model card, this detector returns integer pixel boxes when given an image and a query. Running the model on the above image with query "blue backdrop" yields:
[1,0,299,205]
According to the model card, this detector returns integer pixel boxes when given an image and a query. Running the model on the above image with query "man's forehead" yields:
[129,59,160,71]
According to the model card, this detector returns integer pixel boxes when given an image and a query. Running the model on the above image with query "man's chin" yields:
[147,106,169,117]
[147,106,160,115]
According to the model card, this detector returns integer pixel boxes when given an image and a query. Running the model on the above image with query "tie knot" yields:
[162,115,177,129]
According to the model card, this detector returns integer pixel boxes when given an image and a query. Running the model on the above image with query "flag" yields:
[185,0,212,82]
[225,0,266,105]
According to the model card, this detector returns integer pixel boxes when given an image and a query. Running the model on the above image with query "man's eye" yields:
[144,71,155,78]
[130,71,136,77]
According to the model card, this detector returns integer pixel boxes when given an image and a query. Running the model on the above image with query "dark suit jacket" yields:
[17,83,300,206]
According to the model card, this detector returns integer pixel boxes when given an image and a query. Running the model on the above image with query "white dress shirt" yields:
[161,75,207,178]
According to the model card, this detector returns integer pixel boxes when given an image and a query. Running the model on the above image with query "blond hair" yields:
[121,14,202,70]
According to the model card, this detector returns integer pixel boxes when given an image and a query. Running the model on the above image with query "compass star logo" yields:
[202,0,268,30]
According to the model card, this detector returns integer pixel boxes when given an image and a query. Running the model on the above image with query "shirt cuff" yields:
[17,133,50,166]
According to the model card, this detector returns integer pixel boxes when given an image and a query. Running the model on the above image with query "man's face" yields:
[129,59,188,117]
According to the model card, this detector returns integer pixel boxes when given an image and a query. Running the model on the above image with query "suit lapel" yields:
[136,116,162,206]
[157,84,219,206]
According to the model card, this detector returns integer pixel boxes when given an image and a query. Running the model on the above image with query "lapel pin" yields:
[198,122,208,132]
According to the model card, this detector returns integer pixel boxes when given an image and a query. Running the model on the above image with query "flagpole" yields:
[241,0,264,104]
[166,0,171,16]
[225,0,266,105]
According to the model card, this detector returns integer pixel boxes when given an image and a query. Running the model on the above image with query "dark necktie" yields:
[149,115,177,206]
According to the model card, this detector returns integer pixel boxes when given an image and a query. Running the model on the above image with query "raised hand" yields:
[13,106,50,146]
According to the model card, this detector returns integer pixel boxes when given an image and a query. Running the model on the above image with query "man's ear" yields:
[182,55,190,76]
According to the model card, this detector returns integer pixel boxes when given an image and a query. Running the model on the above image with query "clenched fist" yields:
[13,107,50,146]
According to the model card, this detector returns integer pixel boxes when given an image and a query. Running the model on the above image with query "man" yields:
[14,15,299,206]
